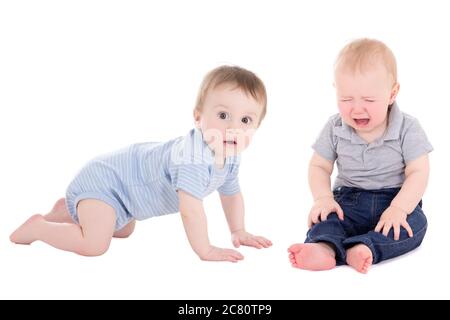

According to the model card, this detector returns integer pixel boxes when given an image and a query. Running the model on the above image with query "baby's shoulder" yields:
[399,112,423,135]
[168,129,215,166]
[327,113,343,127]
[401,112,418,125]
[321,113,344,138]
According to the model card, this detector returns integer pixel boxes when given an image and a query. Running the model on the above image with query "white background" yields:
[1,0,449,299]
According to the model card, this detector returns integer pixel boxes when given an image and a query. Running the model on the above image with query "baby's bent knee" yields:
[76,242,110,257]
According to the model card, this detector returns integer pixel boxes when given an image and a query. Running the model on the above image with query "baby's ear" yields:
[193,109,201,128]
[389,83,400,104]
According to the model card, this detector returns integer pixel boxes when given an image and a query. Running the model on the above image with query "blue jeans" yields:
[305,187,428,265]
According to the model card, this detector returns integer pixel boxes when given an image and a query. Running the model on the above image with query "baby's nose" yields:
[352,105,366,114]
[226,128,239,134]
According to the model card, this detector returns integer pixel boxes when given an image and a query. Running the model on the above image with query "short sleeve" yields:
[218,165,240,196]
[312,117,338,161]
[169,164,210,200]
[401,118,433,163]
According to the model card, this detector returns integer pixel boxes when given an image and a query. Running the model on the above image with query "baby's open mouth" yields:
[223,140,237,145]
[354,118,370,126]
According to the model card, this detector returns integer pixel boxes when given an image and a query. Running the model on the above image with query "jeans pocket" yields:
[336,191,361,207]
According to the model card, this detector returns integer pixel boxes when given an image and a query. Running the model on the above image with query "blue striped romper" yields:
[66,129,241,230]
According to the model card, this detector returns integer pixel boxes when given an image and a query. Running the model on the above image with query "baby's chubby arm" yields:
[375,154,430,240]
[220,192,272,249]
[307,152,344,228]
[178,190,244,262]
[391,154,430,213]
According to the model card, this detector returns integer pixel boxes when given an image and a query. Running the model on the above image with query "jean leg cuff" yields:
[306,234,347,265]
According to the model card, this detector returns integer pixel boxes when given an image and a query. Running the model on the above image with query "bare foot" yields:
[346,244,373,274]
[10,214,45,244]
[288,243,336,271]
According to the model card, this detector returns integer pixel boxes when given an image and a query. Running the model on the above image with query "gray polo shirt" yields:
[312,103,433,190]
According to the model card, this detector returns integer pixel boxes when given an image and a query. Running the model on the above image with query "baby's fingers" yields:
[255,236,272,248]
[308,216,314,229]
[232,238,241,248]
[311,210,320,224]
[308,211,319,228]
[374,221,384,233]
[320,209,329,223]
[335,205,345,221]
[393,223,401,241]
[223,249,244,262]
[242,237,262,249]
[402,221,414,238]
[382,223,393,238]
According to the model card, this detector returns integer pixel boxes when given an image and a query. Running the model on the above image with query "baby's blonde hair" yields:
[195,65,267,125]
[335,38,397,85]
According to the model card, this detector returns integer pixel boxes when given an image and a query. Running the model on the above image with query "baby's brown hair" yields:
[335,38,398,85]
[195,65,267,125]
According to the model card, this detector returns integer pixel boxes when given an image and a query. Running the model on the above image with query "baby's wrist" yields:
[197,245,215,260]
[231,228,245,235]
[389,203,409,214]
[314,194,334,202]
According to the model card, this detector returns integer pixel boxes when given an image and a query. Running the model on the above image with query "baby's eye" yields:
[341,98,352,102]
[218,112,230,120]
[365,99,375,103]
[241,116,252,125]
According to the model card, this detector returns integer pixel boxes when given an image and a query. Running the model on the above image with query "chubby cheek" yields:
[201,118,220,133]
[237,131,255,151]
[337,103,353,120]
[202,128,224,149]
[367,103,388,123]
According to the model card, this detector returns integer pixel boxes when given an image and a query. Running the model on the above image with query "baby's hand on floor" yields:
[200,245,244,263]
[231,230,272,249]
